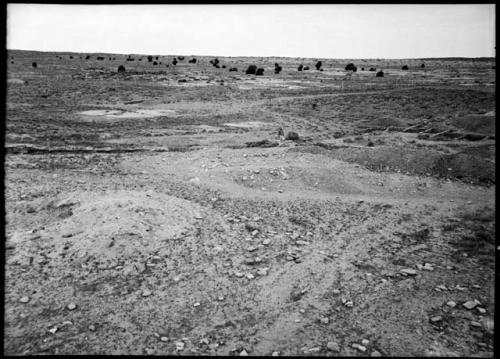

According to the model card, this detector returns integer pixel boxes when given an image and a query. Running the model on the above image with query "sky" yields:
[6,4,496,59]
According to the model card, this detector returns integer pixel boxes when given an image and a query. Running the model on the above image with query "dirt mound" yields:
[19,191,204,269]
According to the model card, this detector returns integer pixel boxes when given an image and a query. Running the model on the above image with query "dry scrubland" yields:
[4,50,496,356]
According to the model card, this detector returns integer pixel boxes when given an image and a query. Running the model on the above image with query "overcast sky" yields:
[7,4,496,58]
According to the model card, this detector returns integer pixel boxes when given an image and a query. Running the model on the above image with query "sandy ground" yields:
[4,50,495,356]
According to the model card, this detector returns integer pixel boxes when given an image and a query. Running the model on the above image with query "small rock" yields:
[435,285,448,291]
[361,339,370,346]
[257,267,269,276]
[327,341,340,352]
[332,289,341,295]
[470,321,482,328]
[61,321,73,326]
[145,348,155,355]
[173,276,181,283]
[446,301,457,308]
[272,351,280,356]
[472,284,481,289]
[306,347,321,354]
[141,290,152,297]
[240,349,248,356]
[235,272,244,278]
[352,343,367,352]
[48,326,58,334]
[19,296,30,303]
[371,350,382,357]
[262,238,271,246]
[193,302,201,307]
[422,263,434,271]
[175,341,185,351]
[430,316,443,323]
[67,302,77,311]
[344,300,353,308]
[88,324,96,332]
[477,307,486,314]
[218,296,225,301]
[320,317,329,324]
[160,336,168,342]
[463,300,478,310]
[400,268,417,276]
[247,246,258,252]
[246,273,255,280]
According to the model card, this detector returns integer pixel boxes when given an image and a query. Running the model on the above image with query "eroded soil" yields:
[4,51,495,356]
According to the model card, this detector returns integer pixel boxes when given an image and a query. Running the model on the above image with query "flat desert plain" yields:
[4,50,496,356]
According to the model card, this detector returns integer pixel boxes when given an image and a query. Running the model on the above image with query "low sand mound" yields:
[40,191,203,266]
[79,109,176,120]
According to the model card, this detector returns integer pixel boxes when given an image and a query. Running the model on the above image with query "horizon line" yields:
[7,48,496,61]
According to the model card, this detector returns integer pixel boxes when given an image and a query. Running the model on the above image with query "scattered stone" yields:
[361,339,370,346]
[371,350,382,357]
[247,246,258,252]
[320,317,329,324]
[161,336,168,342]
[306,347,321,354]
[257,268,269,276]
[175,341,185,351]
[173,276,181,283]
[472,284,481,289]
[88,324,96,332]
[251,230,259,237]
[352,343,367,352]
[435,285,448,291]
[48,326,58,334]
[19,296,30,303]
[145,348,155,355]
[61,321,73,326]
[344,300,354,308]
[193,302,201,307]
[218,296,225,301]
[422,263,434,271]
[67,302,77,311]
[400,268,417,276]
[327,341,340,352]
[272,351,280,356]
[262,238,271,246]
[463,300,479,310]
[200,338,210,345]
[235,272,244,278]
[477,307,486,314]
[295,240,309,246]
[141,290,152,297]
[246,273,255,280]
[470,321,482,328]
[332,289,341,295]
[446,301,457,308]
[430,316,443,323]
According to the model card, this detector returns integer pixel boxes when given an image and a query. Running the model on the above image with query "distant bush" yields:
[275,63,282,74]
[189,58,197,63]
[32,62,37,68]
[246,65,257,75]
[369,67,376,71]
[345,63,357,72]
[153,61,158,65]
[147,55,153,62]
[256,68,264,76]
[402,65,409,70]
[376,70,384,77]
[69,55,73,59]
[210,58,220,67]
[421,63,425,68]
[177,56,184,60]
[286,131,299,141]
[127,57,135,61]
[303,66,310,71]
[117,65,126,73]
[298,64,303,71]
[315,61,322,70]
[172,58,178,65]
[361,67,365,71]
[222,65,226,68]
[229,67,238,72]
[97,56,105,60]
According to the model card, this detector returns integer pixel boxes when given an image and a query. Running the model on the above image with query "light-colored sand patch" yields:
[223,121,272,129]
[79,108,176,120]
[7,78,25,85]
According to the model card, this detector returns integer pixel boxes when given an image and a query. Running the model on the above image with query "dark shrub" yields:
[246,65,257,75]
[376,70,384,77]
[402,65,409,70]
[369,67,376,71]
[315,61,322,70]
[229,67,238,72]
[97,56,105,60]
[147,55,153,62]
[215,64,220,68]
[85,55,90,60]
[117,65,126,73]
[153,61,158,65]
[172,58,178,65]
[69,55,73,59]
[127,57,135,61]
[222,65,226,68]
[361,67,365,71]
[286,131,299,141]
[298,64,303,71]
[189,58,197,63]
[256,68,264,75]
[32,62,37,68]
[177,56,184,60]
[345,63,357,71]
[303,66,310,70]
[421,63,425,68]
[275,66,282,74]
